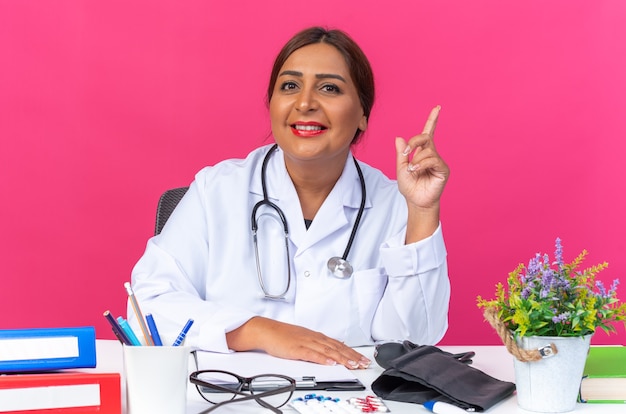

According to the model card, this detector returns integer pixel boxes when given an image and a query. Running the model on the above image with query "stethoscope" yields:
[251,144,366,300]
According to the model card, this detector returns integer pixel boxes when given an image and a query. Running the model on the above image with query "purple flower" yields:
[527,254,542,279]
[554,237,564,267]
[552,312,570,324]
[555,277,571,290]
[540,269,555,298]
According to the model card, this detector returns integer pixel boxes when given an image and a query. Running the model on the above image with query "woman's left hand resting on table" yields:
[226,316,371,370]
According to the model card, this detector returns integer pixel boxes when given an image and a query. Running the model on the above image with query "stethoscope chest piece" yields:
[327,256,353,279]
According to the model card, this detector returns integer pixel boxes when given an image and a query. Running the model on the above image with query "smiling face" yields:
[269,43,368,165]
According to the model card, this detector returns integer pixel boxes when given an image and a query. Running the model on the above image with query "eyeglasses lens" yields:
[249,376,293,407]
[196,371,293,407]
[196,371,242,403]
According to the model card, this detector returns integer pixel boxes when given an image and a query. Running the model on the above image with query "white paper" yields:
[0,336,79,361]
[0,384,100,412]
[194,350,358,382]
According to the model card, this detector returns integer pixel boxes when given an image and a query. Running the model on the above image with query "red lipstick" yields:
[290,122,327,138]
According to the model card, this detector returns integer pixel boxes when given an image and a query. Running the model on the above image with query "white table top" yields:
[91,340,625,413]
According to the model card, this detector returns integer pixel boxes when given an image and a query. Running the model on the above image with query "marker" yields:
[103,310,131,345]
[145,313,163,346]
[423,401,470,414]
[117,316,141,346]
[172,319,194,346]
[124,282,154,346]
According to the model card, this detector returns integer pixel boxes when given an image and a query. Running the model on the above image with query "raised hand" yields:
[394,106,450,243]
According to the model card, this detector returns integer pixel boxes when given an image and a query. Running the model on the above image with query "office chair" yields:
[154,187,189,235]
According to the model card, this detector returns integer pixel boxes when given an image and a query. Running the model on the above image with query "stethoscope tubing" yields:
[339,152,366,261]
[251,144,366,298]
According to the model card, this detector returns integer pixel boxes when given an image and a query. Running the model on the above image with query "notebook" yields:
[579,346,626,403]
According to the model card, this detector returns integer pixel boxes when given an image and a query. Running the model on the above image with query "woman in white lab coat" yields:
[129,27,450,370]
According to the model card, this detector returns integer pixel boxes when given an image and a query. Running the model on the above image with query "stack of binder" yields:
[0,326,121,413]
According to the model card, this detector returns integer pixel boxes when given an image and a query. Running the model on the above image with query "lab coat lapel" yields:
[296,156,364,255]
[250,147,307,251]
[299,181,348,253]
[279,172,307,251]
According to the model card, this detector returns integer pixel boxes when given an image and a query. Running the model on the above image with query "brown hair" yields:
[267,27,375,143]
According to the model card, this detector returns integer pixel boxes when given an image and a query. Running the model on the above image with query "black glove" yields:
[374,340,475,369]
[371,342,515,412]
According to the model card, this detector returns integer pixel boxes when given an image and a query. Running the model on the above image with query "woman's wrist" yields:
[405,203,440,244]
[226,316,267,351]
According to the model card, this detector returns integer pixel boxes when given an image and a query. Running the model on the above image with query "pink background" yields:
[1,1,625,345]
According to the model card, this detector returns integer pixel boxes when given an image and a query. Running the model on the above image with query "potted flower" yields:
[477,238,626,413]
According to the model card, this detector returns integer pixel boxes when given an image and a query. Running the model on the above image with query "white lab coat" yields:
[129,145,450,352]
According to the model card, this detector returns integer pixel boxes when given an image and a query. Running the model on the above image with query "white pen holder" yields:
[123,345,191,414]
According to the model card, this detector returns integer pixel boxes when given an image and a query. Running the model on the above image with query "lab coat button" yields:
[304,271,311,277]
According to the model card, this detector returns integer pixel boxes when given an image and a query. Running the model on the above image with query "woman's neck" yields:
[284,155,347,221]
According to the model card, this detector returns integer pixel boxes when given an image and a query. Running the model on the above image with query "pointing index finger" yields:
[422,105,441,137]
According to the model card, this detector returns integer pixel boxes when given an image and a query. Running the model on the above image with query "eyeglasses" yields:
[189,369,296,413]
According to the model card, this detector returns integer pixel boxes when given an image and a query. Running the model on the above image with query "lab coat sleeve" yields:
[128,172,257,353]
[373,223,450,344]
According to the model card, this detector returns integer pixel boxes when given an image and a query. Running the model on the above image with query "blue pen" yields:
[117,316,142,346]
[172,319,194,346]
[423,401,470,414]
[145,313,163,346]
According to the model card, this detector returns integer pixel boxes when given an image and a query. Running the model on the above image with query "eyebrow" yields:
[278,70,347,83]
